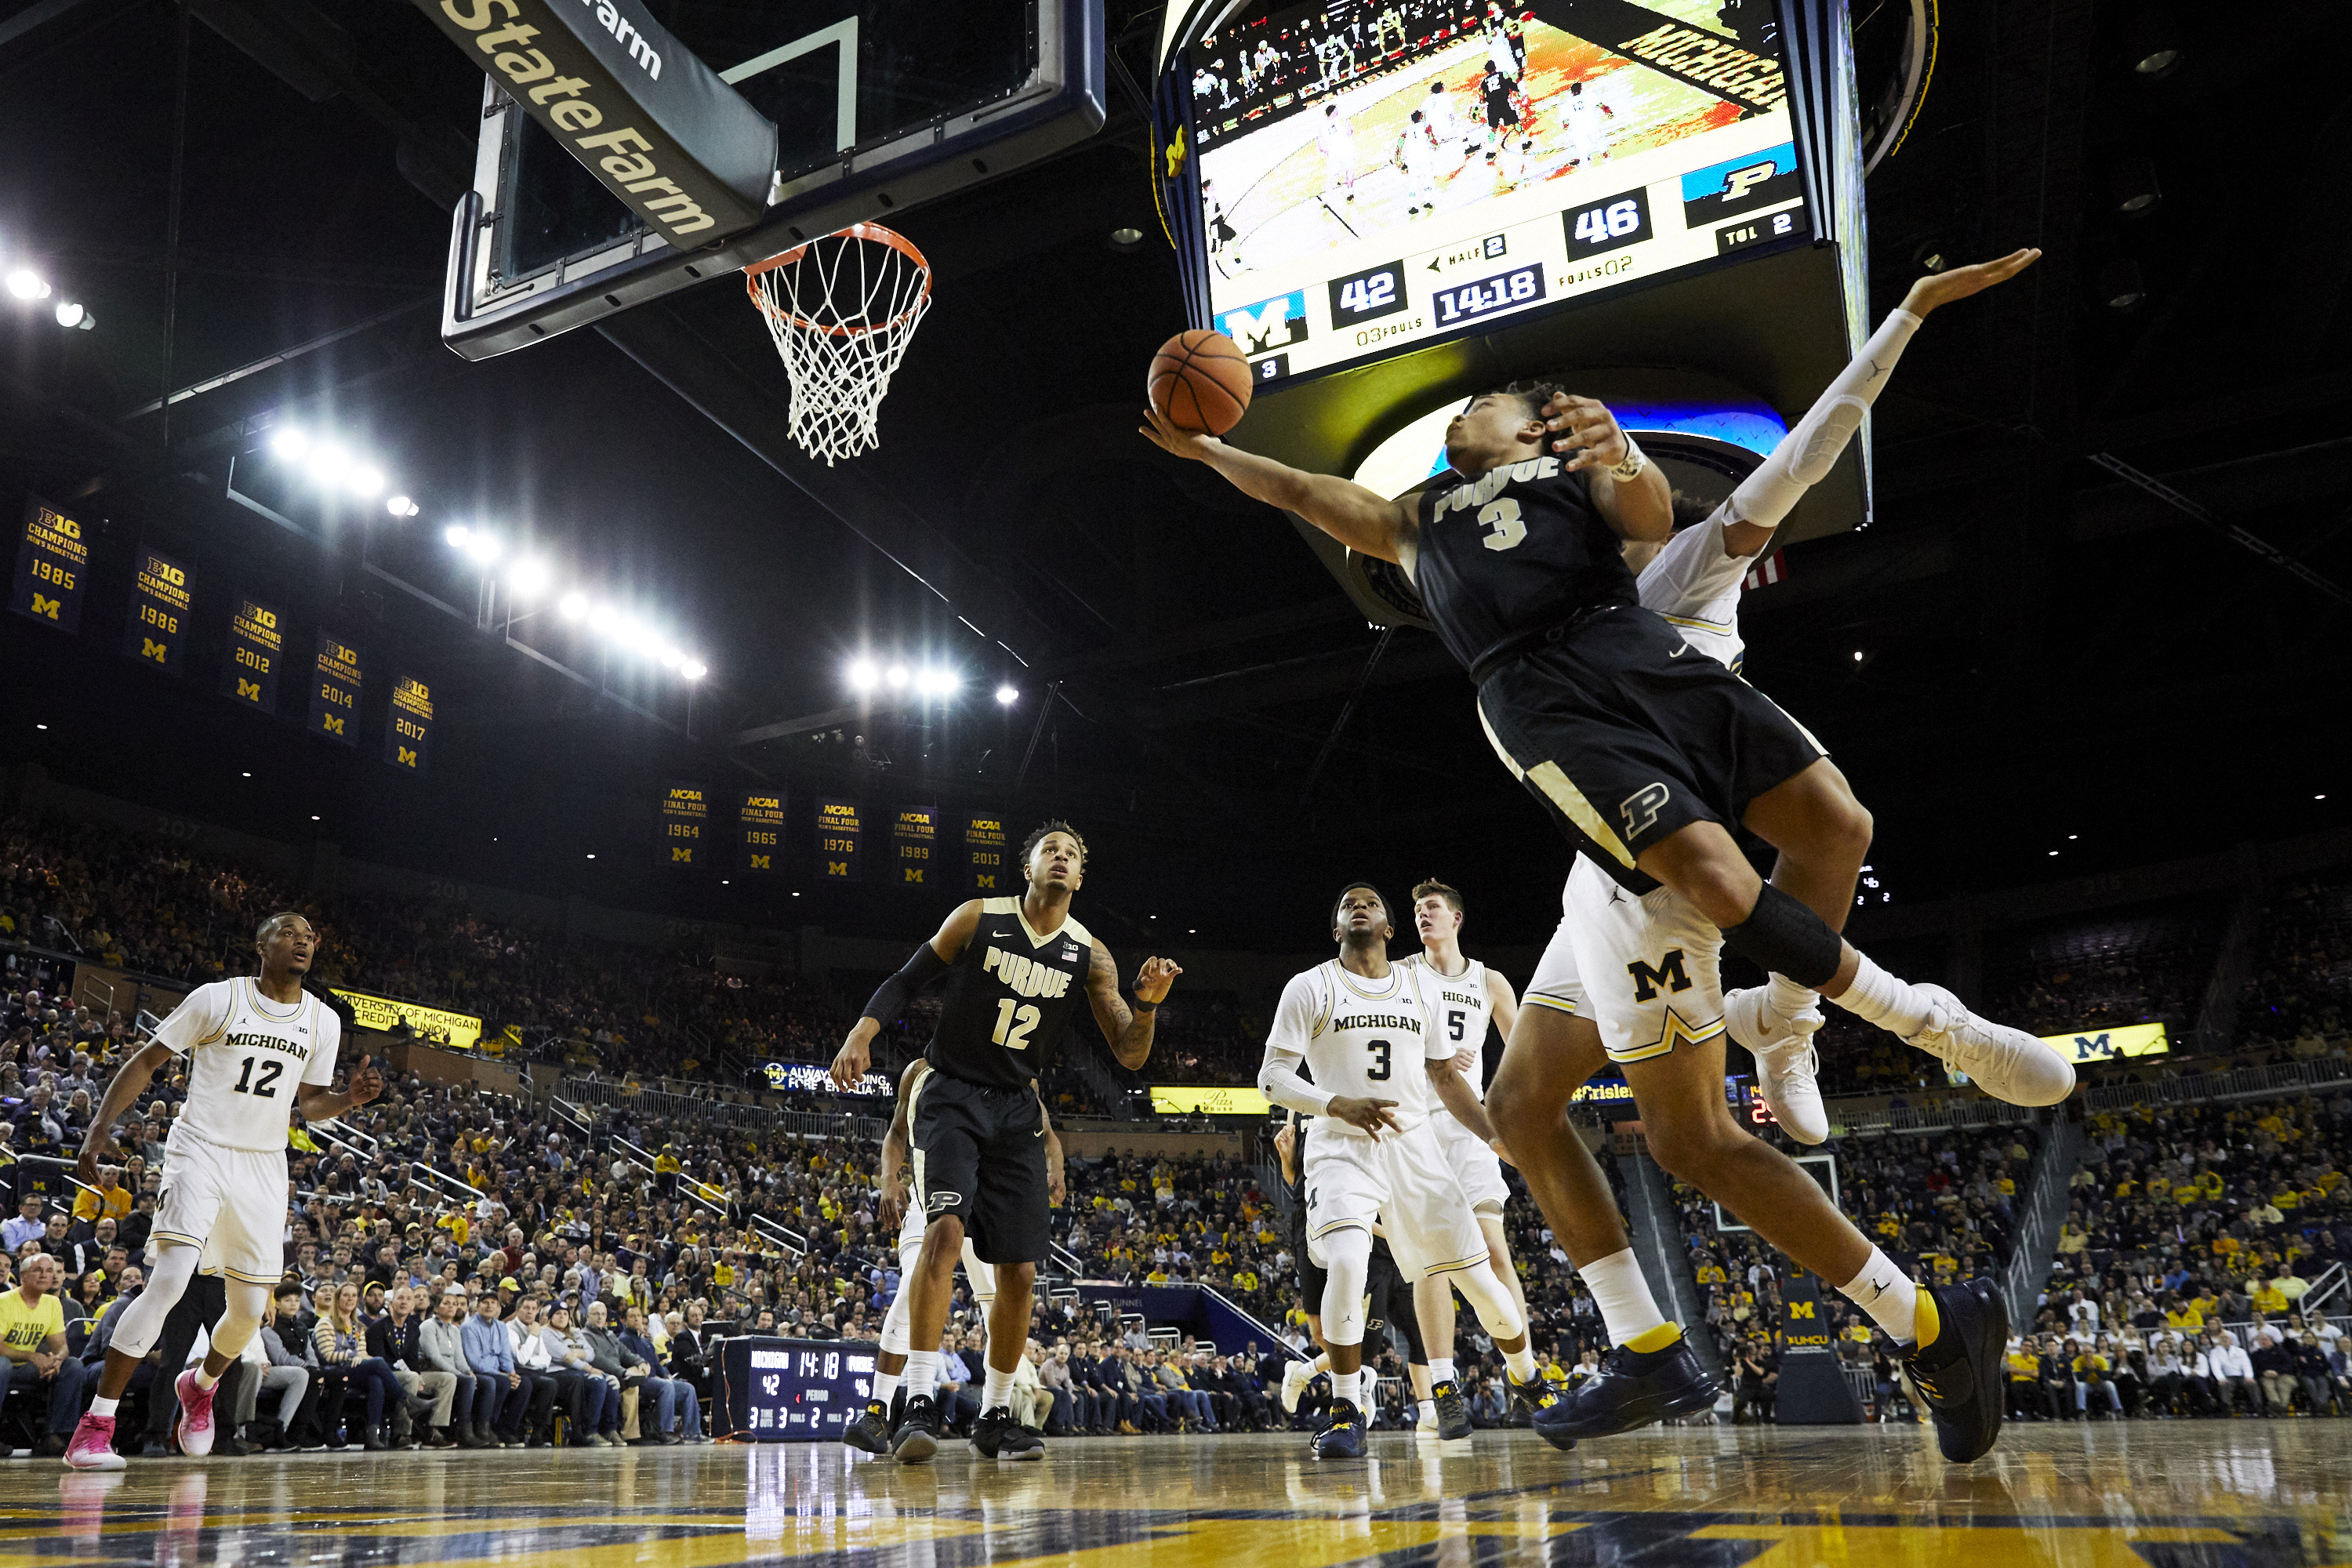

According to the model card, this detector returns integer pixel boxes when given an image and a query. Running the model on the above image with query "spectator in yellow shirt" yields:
[70,1167,131,1228]
[2,1254,85,1455]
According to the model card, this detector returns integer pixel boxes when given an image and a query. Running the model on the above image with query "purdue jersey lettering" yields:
[927,897,1095,1091]
[1412,457,1639,675]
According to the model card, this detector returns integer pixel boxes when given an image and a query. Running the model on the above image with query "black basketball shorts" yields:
[909,1070,1050,1266]
[1475,604,1825,895]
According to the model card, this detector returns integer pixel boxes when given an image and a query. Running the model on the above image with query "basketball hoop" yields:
[745,223,933,465]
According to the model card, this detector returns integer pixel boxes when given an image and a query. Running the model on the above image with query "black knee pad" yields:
[1719,883,1843,989]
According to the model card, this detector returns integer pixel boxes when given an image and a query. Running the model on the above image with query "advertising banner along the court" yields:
[123,546,192,676]
[9,497,87,633]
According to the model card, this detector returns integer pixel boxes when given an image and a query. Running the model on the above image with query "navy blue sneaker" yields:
[1534,1330,1719,1442]
[842,1400,891,1455]
[1509,1373,1575,1451]
[1312,1399,1366,1459]
[1431,1380,1473,1440]
[1904,1279,2008,1463]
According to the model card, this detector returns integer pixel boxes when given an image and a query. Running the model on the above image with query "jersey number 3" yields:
[1477,497,1525,552]
[992,999,1042,1051]
[232,1055,285,1098]
[1365,1039,1392,1080]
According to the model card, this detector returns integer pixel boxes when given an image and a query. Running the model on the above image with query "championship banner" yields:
[815,797,862,882]
[1150,1085,1271,1116]
[737,789,786,875]
[757,1060,891,1098]
[658,781,710,868]
[893,804,940,887]
[307,630,364,746]
[328,986,483,1051]
[9,496,87,633]
[122,546,192,676]
[964,812,1008,895]
[2040,1022,2170,1063]
[219,594,284,712]
[385,672,434,773]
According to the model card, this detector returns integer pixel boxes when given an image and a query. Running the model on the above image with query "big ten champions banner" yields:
[815,798,862,882]
[9,496,87,633]
[658,781,710,868]
[738,789,785,875]
[307,630,364,746]
[384,672,434,774]
[893,804,940,888]
[122,546,192,675]
[219,594,284,712]
[964,812,1007,895]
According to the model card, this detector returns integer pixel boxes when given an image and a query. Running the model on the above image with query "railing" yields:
[559,1074,886,1141]
[2301,1261,2347,1316]
[2080,1054,2352,1112]
[2002,1115,2085,1327]
[1829,1096,2040,1134]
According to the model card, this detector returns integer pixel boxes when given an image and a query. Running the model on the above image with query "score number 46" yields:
[1572,199,1642,249]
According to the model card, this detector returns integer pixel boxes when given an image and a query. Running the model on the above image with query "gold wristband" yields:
[1607,438,1647,482]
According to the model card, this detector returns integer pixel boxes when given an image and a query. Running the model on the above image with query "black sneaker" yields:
[842,1400,891,1455]
[1508,1373,1575,1450]
[1431,1380,1473,1440]
[1312,1398,1365,1459]
[1534,1330,1719,1441]
[891,1394,939,1465]
[971,1405,1044,1461]
[1902,1278,2008,1463]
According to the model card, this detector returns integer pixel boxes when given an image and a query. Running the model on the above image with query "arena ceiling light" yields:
[846,658,880,693]
[505,557,552,598]
[385,495,419,519]
[558,592,588,621]
[5,267,50,300]
[54,300,94,329]
[996,684,1019,706]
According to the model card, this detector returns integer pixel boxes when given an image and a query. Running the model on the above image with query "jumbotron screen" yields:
[1186,0,1808,386]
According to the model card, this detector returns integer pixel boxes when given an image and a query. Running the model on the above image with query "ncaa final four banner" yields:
[893,804,939,888]
[658,781,710,868]
[219,594,284,712]
[738,789,786,876]
[815,797,862,883]
[9,496,87,633]
[384,672,434,774]
[964,812,1008,895]
[308,630,364,746]
[122,545,192,677]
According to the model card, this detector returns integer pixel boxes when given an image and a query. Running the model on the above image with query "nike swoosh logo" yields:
[1033,1128,1044,1138]
[1668,644,1689,657]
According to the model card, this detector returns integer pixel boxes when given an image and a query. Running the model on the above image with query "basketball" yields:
[1148,328,1253,435]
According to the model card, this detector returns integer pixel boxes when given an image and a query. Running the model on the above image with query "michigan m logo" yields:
[322,714,343,735]
[671,847,692,863]
[903,868,924,884]
[750,853,770,870]
[236,678,261,702]
[31,593,60,620]
[827,859,848,877]
[142,638,169,662]
[1626,949,1692,1003]
[1788,1301,1816,1319]
[396,746,418,768]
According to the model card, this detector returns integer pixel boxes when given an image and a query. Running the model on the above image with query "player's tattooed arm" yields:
[77,1039,172,1185]
[1088,943,1184,1070]
[1138,406,1418,565]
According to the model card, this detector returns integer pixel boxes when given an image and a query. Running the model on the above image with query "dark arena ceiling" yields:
[1,0,2348,954]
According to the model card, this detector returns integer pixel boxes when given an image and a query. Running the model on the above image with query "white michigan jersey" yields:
[1638,515,1752,673]
[154,978,340,1152]
[1265,960,1444,1135]
[1407,956,1496,1098]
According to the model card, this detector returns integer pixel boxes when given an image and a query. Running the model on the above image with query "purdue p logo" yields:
[1626,949,1693,1003]
[1621,782,1670,840]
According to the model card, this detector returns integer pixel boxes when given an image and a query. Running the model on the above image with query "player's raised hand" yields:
[1328,1095,1403,1138]
[877,1165,906,1235]
[1903,247,2040,317]
[1273,1121,1297,1165]
[1138,405,1223,462]
[1133,956,1184,1004]
[76,1127,117,1187]
[830,1023,875,1091]
[347,1054,385,1106]
[1541,394,1631,470]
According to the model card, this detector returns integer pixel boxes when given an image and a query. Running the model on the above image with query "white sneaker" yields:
[1901,984,2076,1106]
[1724,985,1828,1145]
[1280,1358,1310,1414]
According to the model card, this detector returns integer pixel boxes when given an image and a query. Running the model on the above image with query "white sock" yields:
[91,1396,120,1418]
[982,1365,1016,1412]
[1417,1399,1437,1425]
[1828,952,1934,1037]
[1331,1368,1362,1407]
[1311,1352,1330,1376]
[1838,1246,1919,1342]
[1503,1344,1537,1381]
[871,1370,899,1407]
[903,1351,938,1400]
[1768,971,1820,1018]
[1578,1247,1669,1346]
[192,1367,218,1391]
[1426,1356,1456,1385]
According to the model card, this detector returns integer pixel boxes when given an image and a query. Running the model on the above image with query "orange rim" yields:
[744,222,932,339]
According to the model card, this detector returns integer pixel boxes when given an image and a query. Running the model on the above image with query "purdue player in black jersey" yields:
[831,821,1181,1462]
[1144,373,2052,1464]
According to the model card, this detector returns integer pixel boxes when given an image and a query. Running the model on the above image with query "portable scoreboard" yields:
[718,1336,877,1443]
[1181,0,1810,388]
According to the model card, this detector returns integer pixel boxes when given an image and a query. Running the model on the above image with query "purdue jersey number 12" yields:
[927,896,1094,1091]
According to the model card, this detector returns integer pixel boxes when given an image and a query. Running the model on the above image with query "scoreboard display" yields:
[719,1337,878,1443]
[1183,0,1809,386]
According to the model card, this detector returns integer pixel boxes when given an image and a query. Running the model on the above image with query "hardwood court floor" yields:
[5,1421,2348,1567]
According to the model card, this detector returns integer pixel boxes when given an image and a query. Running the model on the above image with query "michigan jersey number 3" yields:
[993,999,1041,1051]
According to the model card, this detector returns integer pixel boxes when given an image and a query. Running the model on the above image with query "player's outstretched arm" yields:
[296,1054,383,1126]
[1087,946,1182,1070]
[833,900,982,1088]
[1040,1098,1066,1207]
[1540,394,1671,543]
[77,1039,171,1184]
[1140,407,1416,563]
[1425,1054,1501,1148]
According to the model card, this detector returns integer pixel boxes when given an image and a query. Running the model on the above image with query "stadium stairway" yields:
[1621,1142,1726,1383]
[1999,1112,2085,1330]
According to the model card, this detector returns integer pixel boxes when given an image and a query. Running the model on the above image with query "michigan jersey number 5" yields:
[993,999,1041,1051]
[1478,497,1525,552]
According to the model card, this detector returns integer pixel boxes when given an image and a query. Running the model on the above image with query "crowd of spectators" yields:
[2238,871,2352,1061]
[1982,903,2218,1044]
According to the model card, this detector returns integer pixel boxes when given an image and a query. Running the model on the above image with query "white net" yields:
[746,223,933,466]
